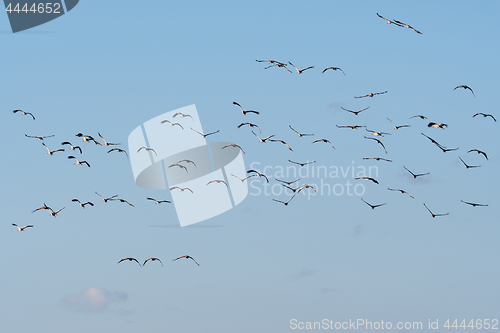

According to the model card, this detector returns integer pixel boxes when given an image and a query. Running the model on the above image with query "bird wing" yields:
[288,62,299,73]
[423,203,433,215]
[377,13,389,21]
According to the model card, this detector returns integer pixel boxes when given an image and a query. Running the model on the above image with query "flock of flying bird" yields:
[13,110,200,268]
[10,13,496,271]
[128,72,492,214]
[233,15,492,215]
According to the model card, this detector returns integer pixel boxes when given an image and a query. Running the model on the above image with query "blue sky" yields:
[1,1,499,332]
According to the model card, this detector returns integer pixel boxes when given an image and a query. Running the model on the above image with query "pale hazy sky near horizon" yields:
[1,1,499,332]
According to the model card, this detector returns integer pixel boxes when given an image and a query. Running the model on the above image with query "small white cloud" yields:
[63,287,128,314]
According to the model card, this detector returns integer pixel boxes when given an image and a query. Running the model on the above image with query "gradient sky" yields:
[1,1,499,332]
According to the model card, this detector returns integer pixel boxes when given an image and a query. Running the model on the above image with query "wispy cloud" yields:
[62,287,128,314]
[320,287,330,294]
[352,224,364,236]
[292,268,315,280]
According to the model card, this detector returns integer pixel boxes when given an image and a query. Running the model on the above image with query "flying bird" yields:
[454,85,475,97]
[13,109,35,120]
[387,188,414,199]
[363,157,392,162]
[364,136,387,154]
[341,106,369,116]
[423,203,449,218]
[25,134,54,141]
[296,184,317,194]
[170,186,193,193]
[231,174,254,182]
[410,115,428,120]
[263,61,293,73]
[467,149,488,160]
[366,129,391,137]
[273,195,296,206]
[95,192,118,202]
[256,60,292,72]
[108,148,129,158]
[32,203,52,213]
[460,200,488,207]
[190,128,220,138]
[118,258,141,266]
[312,139,335,149]
[233,102,259,115]
[71,199,94,208]
[393,19,422,34]
[355,177,379,184]
[427,122,448,129]
[275,178,300,186]
[459,156,481,169]
[160,120,184,129]
[256,59,282,64]
[207,179,228,186]
[361,198,386,210]
[376,13,404,26]
[387,123,413,138]
[12,224,34,231]
[281,185,300,193]
[403,166,430,179]
[61,142,82,154]
[173,255,199,266]
[68,156,90,167]
[322,67,345,75]
[147,197,171,204]
[289,125,314,137]
[355,91,387,98]
[472,113,496,122]
[288,61,314,74]
[168,163,188,173]
[111,198,135,207]
[42,143,64,156]
[288,160,316,167]
[137,146,157,155]
[268,139,293,151]
[173,112,193,120]
[98,132,120,146]
[246,170,269,183]
[143,257,163,266]
[49,207,65,217]
[421,133,458,153]
[252,131,274,143]
[177,159,197,168]
[75,133,101,145]
[222,143,245,154]
[237,122,261,132]
[336,125,365,130]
